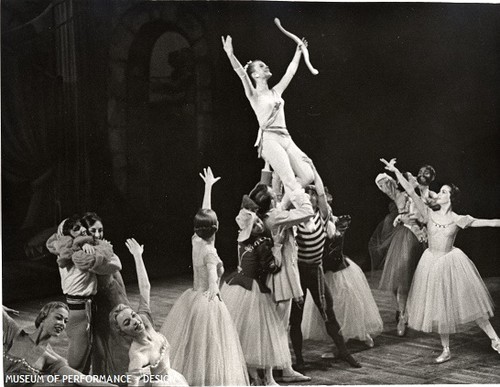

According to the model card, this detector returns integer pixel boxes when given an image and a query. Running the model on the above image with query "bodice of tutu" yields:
[192,235,223,291]
[427,214,474,255]
[252,89,286,128]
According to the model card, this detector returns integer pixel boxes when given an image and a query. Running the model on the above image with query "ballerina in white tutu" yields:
[381,158,500,363]
[160,167,249,386]
[221,197,294,385]
[373,172,427,336]
[301,213,383,349]
[109,239,188,386]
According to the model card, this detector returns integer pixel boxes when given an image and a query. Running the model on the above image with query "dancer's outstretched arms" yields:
[222,36,255,99]
[199,167,221,210]
[381,158,428,221]
[274,40,305,95]
[125,238,151,314]
[468,218,500,228]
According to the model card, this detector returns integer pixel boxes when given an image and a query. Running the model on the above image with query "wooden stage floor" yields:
[5,270,500,385]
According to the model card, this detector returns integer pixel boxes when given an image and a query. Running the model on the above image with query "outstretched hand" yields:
[125,238,144,257]
[221,35,234,55]
[199,167,221,187]
[380,158,398,172]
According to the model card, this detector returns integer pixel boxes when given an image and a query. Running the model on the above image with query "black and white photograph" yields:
[2,0,500,385]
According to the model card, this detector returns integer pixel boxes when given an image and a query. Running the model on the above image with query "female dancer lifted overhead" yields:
[222,34,315,200]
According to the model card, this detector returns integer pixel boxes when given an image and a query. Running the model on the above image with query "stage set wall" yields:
[2,1,499,302]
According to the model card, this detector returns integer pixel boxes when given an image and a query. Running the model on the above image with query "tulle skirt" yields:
[160,289,249,386]
[301,258,383,341]
[220,281,292,369]
[92,272,130,376]
[407,247,494,334]
[379,225,424,294]
[369,205,399,271]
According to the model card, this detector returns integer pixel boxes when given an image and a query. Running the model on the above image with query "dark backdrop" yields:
[2,1,499,302]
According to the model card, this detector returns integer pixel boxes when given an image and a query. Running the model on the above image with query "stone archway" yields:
[107,3,211,215]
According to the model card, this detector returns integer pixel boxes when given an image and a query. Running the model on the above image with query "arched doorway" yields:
[107,4,212,272]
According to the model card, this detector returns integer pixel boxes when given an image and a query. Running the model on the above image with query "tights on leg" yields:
[440,334,450,349]
[396,289,408,315]
[290,298,305,365]
[290,267,351,363]
[476,317,500,340]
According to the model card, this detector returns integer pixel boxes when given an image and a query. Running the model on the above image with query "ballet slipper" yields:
[435,347,451,364]
[365,334,375,348]
[336,353,362,368]
[491,338,500,354]
[397,313,407,337]
[276,367,311,383]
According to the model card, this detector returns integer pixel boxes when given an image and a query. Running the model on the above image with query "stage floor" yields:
[6,270,500,385]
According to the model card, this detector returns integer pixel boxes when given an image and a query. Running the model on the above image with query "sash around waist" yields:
[254,126,289,148]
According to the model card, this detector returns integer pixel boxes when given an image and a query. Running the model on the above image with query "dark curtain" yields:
[1,0,89,261]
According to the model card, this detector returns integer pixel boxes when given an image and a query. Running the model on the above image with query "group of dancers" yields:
[4,31,500,387]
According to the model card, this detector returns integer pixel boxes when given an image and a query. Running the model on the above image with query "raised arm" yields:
[125,238,151,315]
[199,166,221,210]
[273,40,305,95]
[380,158,428,220]
[222,36,255,99]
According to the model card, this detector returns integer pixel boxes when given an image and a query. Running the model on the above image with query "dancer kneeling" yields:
[381,158,500,363]
[160,167,249,386]
[109,238,188,386]
[221,197,305,385]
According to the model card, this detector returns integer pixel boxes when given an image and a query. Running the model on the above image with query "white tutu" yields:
[220,281,292,369]
[407,247,494,334]
[160,289,249,386]
[301,258,383,341]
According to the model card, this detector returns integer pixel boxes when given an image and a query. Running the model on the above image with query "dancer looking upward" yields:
[381,158,500,363]
[160,167,249,386]
[222,35,315,199]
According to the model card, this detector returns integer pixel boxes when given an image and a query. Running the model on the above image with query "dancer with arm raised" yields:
[381,158,500,363]
[109,239,188,386]
[222,34,315,201]
[160,167,249,386]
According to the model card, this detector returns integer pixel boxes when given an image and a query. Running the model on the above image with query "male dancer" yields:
[289,164,361,370]
[46,216,122,373]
